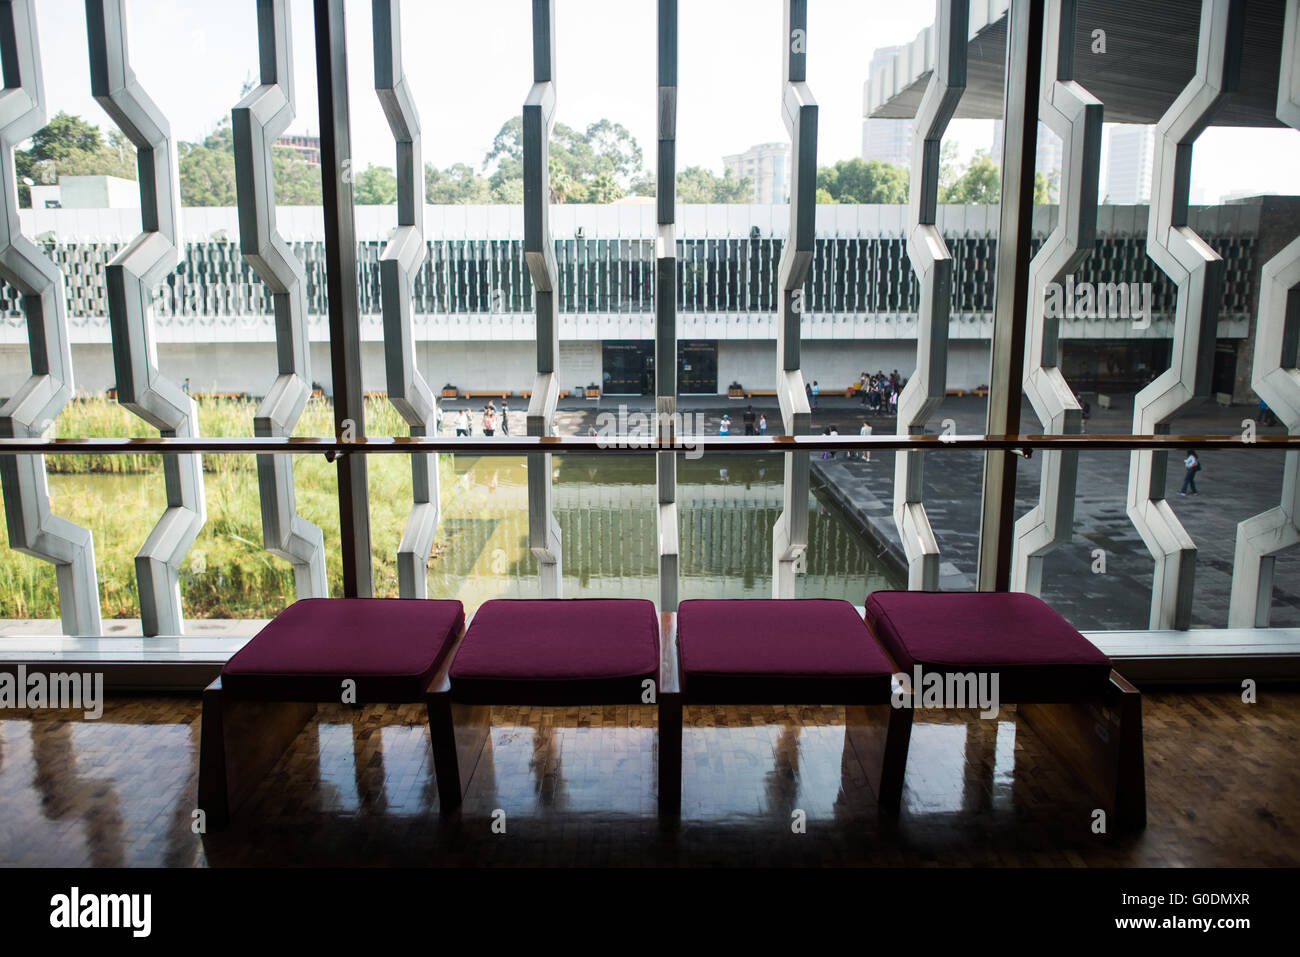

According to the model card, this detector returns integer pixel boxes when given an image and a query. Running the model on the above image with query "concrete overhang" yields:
[866,0,1287,128]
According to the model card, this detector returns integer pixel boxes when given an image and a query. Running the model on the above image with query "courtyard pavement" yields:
[440,390,1298,631]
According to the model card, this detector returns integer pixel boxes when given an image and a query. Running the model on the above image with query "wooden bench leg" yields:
[196,678,316,830]
[1018,671,1147,831]
[657,693,683,818]
[426,691,489,814]
[845,703,913,813]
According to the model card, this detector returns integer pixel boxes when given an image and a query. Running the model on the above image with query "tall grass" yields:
[0,396,460,619]
[48,393,415,473]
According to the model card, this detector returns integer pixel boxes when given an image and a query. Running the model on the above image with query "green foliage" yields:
[941,149,1001,204]
[933,147,1054,205]
[816,157,908,204]
[675,166,751,204]
[426,162,491,204]
[353,164,399,205]
[15,111,137,206]
[178,140,237,206]
[0,396,463,619]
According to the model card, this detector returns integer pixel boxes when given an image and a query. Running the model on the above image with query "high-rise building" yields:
[862,46,913,167]
[1102,124,1155,205]
[991,120,1065,201]
[722,142,790,204]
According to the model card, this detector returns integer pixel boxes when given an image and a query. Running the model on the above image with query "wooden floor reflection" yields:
[1,691,1297,866]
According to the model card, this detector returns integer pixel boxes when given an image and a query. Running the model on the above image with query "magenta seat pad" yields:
[449,599,659,704]
[863,590,1111,701]
[221,598,464,702]
[677,599,894,703]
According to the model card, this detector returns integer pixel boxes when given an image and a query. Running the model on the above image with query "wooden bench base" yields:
[197,681,315,829]
[1018,671,1146,830]
[198,630,483,829]
[848,670,1146,829]
[657,611,899,819]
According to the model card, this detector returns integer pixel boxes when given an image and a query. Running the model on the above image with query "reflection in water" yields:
[431,453,902,612]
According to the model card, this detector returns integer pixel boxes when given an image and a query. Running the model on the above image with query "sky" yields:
[35,0,1299,202]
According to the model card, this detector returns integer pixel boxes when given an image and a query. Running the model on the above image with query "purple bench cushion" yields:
[863,591,1111,701]
[221,598,464,702]
[449,599,659,704]
[677,599,895,703]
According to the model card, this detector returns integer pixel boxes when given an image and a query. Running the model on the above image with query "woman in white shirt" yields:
[859,420,872,461]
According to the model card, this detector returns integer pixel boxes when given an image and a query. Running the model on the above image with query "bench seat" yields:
[199,598,473,827]
[660,598,900,817]
[222,598,463,702]
[677,598,894,702]
[450,598,659,704]
[864,590,1111,701]
[861,590,1145,829]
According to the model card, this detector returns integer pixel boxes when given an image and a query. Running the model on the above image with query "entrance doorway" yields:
[678,340,718,394]
[602,341,654,395]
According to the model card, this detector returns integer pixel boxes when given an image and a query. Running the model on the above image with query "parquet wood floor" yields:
[0,691,1296,866]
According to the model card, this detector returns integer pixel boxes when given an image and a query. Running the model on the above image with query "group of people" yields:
[719,407,768,435]
[818,420,874,461]
[448,399,509,437]
[857,370,902,413]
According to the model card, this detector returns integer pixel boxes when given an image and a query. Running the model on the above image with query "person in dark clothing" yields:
[742,405,757,435]
[1179,449,1201,495]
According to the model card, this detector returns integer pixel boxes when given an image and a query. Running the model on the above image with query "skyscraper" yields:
[862,46,913,167]
[1102,125,1155,205]
[991,120,1065,201]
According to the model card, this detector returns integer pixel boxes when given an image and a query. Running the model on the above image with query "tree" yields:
[15,111,137,206]
[177,116,237,206]
[174,112,319,206]
[941,150,1000,204]
[426,162,491,204]
[271,152,322,205]
[934,148,1056,205]
[584,171,624,204]
[480,115,649,205]
[178,140,237,206]
[675,166,750,204]
[1034,169,1056,205]
[816,157,907,204]
[353,164,398,205]
[576,118,642,184]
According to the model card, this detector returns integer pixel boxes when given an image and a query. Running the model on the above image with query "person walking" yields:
[501,400,510,436]
[482,406,496,436]
[1180,449,1201,495]
[742,404,756,435]
[455,409,470,437]
[859,419,872,461]
[719,413,731,436]
[810,380,820,410]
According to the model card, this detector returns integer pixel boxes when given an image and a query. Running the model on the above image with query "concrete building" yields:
[1103,124,1155,205]
[27,175,140,210]
[722,143,789,205]
[1,200,1274,402]
[862,46,913,166]
[274,132,321,165]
